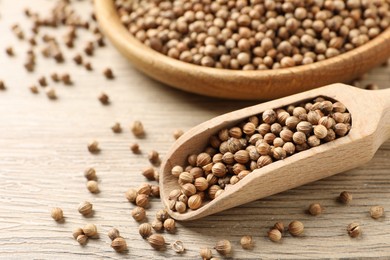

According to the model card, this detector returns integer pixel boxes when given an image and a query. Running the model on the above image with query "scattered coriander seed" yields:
[132,206,146,221]
[156,209,169,222]
[61,73,72,85]
[73,54,83,65]
[0,80,5,90]
[288,221,304,236]
[365,84,379,90]
[108,228,120,241]
[273,222,285,233]
[200,247,212,260]
[308,203,323,216]
[131,120,145,137]
[82,223,98,237]
[268,229,282,242]
[135,194,149,208]
[98,92,109,105]
[86,180,99,193]
[139,223,152,238]
[240,235,253,249]
[38,76,47,87]
[137,183,152,195]
[171,240,185,253]
[73,227,84,239]
[29,85,39,94]
[347,222,361,238]
[173,129,184,140]
[51,207,63,221]
[339,191,353,204]
[111,237,127,252]
[125,188,138,203]
[148,150,160,165]
[78,201,93,216]
[5,46,14,56]
[51,73,59,82]
[87,140,100,153]
[370,206,384,219]
[84,62,93,71]
[147,234,166,250]
[163,218,176,233]
[84,167,97,180]
[111,122,122,133]
[214,239,231,256]
[142,167,155,181]
[151,219,163,231]
[45,87,57,99]
[76,234,88,245]
[103,68,114,79]
[130,143,140,154]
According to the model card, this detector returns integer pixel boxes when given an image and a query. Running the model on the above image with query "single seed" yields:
[288,221,304,236]
[173,129,184,139]
[29,85,39,94]
[347,222,361,238]
[240,235,253,249]
[86,180,99,193]
[135,194,149,208]
[104,68,114,79]
[147,234,166,250]
[214,239,231,256]
[111,237,127,252]
[151,219,163,231]
[308,203,323,216]
[51,207,63,221]
[370,206,384,219]
[38,76,47,87]
[73,54,83,65]
[51,73,59,82]
[130,143,140,154]
[98,92,109,105]
[132,206,146,221]
[84,62,93,71]
[273,222,284,233]
[78,201,93,216]
[61,74,72,85]
[108,228,120,240]
[87,140,99,153]
[131,120,145,137]
[5,46,14,56]
[82,223,98,237]
[148,150,160,165]
[339,191,352,204]
[84,167,97,180]
[111,122,122,133]
[77,234,88,245]
[268,229,282,242]
[139,223,152,238]
[73,227,84,239]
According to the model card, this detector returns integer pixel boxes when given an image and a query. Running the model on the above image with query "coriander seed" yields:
[132,206,146,221]
[111,237,127,252]
[156,209,168,222]
[83,223,98,237]
[29,85,39,94]
[147,234,166,250]
[273,222,285,233]
[139,223,152,238]
[86,180,99,193]
[108,228,120,240]
[200,247,212,260]
[163,218,176,233]
[339,191,352,204]
[347,222,361,238]
[77,234,88,245]
[111,122,122,133]
[125,188,138,203]
[84,167,97,180]
[370,206,384,219]
[131,120,145,137]
[151,219,163,231]
[288,221,304,236]
[103,68,114,79]
[173,129,184,140]
[130,142,140,153]
[268,229,282,242]
[51,207,63,221]
[135,194,149,208]
[148,150,160,165]
[214,239,231,256]
[240,235,253,249]
[78,201,93,216]
[98,92,109,105]
[73,227,84,239]
[45,87,57,99]
[87,140,99,153]
[308,203,323,216]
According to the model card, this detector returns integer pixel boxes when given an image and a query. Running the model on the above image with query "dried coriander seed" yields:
[108,228,120,240]
[339,191,352,204]
[46,87,57,99]
[111,122,122,133]
[370,206,384,219]
[139,223,152,238]
[147,234,166,250]
[78,201,93,216]
[163,218,176,233]
[73,227,84,239]
[173,129,184,140]
[83,223,98,237]
[111,237,127,252]
[86,180,99,193]
[73,54,83,65]
[77,234,88,245]
[273,222,285,233]
[142,167,155,180]
[98,92,109,105]
[347,223,361,238]
[103,68,114,79]
[288,221,304,236]
[29,85,39,94]
[132,206,146,221]
[268,229,282,242]
[135,194,149,208]
[148,150,160,165]
[200,247,212,260]
[84,167,97,180]
[214,239,231,256]
[240,235,253,249]
[38,76,47,87]
[130,143,140,154]
[51,207,63,221]
[156,209,168,222]
[61,74,72,85]
[151,219,163,231]
[87,140,99,153]
[131,120,145,137]
[308,203,323,216]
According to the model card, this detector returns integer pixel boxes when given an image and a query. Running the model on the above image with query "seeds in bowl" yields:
[115,0,390,70]
[168,97,351,213]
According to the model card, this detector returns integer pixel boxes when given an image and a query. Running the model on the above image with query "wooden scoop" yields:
[160,83,390,221]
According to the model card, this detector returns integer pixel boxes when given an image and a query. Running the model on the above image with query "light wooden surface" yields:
[95,0,390,100]
[161,84,390,221]
[0,1,389,259]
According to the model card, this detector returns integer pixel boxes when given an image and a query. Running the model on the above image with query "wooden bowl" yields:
[94,0,390,100]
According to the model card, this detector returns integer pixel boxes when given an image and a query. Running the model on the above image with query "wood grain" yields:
[95,0,390,100]
[0,1,389,259]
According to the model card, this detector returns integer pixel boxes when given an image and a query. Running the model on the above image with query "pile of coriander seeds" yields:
[115,0,390,70]
[168,97,351,213]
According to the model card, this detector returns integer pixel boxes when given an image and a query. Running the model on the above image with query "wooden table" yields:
[0,1,389,259]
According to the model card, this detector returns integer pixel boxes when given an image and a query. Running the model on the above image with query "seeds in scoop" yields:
[139,223,152,238]
[347,223,361,238]
[132,206,146,221]
[288,221,304,236]
[111,122,122,133]
[214,239,231,256]
[83,223,97,237]
[308,203,323,216]
[84,167,97,180]
[147,234,166,250]
[51,73,59,82]
[125,188,138,203]
[142,167,155,180]
[188,194,202,210]
[86,180,99,193]
[78,201,93,216]
[108,228,120,240]
[240,235,253,249]
[103,68,114,79]
[171,240,185,253]
[131,120,144,137]
[73,54,83,65]
[61,74,72,85]
[98,93,109,105]
[339,191,352,204]
[268,229,282,242]
[111,237,127,252]
[51,207,63,221]
[370,206,384,219]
